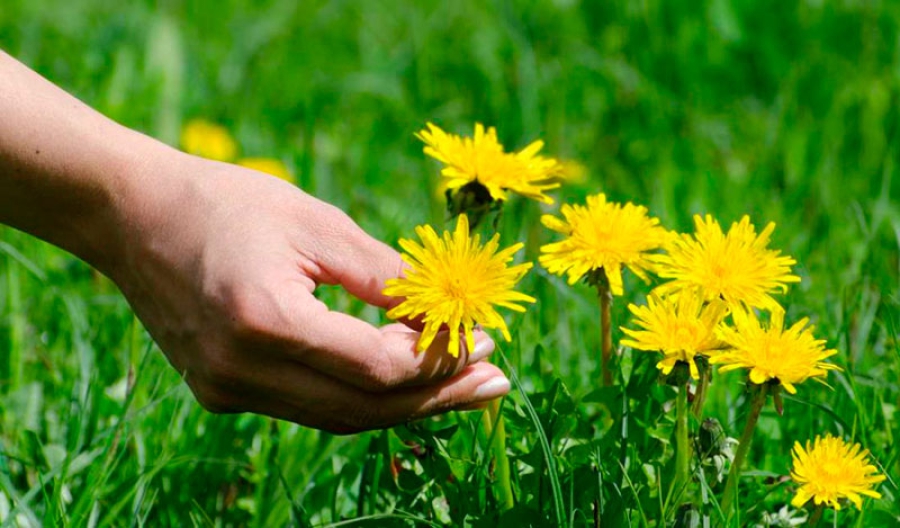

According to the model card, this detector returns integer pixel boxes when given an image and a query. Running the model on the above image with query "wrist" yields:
[95,134,203,287]
[78,129,182,278]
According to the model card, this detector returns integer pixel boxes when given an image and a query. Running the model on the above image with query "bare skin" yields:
[0,50,510,434]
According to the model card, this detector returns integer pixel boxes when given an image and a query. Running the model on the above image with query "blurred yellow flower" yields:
[557,160,588,183]
[416,122,561,204]
[180,119,238,162]
[383,214,535,357]
[621,292,727,379]
[653,215,799,312]
[710,308,840,394]
[791,434,885,510]
[539,193,669,295]
[237,157,294,183]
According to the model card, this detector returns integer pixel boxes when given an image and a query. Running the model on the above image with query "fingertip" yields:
[472,375,511,401]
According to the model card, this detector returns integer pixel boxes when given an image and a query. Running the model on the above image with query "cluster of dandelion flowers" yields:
[383,214,535,357]
[416,122,562,205]
[710,308,840,394]
[791,434,885,510]
[539,193,670,295]
[621,292,728,380]
[653,214,800,311]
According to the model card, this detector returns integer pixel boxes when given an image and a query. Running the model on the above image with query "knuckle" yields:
[322,204,355,229]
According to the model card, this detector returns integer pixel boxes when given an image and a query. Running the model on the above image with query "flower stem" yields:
[690,357,710,418]
[597,273,613,386]
[482,398,514,510]
[720,383,768,516]
[807,503,825,527]
[673,382,691,500]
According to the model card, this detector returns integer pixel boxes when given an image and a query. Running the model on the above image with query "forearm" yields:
[0,50,170,274]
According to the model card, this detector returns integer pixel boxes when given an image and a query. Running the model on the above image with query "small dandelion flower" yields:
[383,214,535,357]
[653,214,800,311]
[539,193,669,295]
[237,157,293,182]
[710,308,840,394]
[791,434,885,510]
[416,122,562,205]
[180,119,238,162]
[621,291,728,379]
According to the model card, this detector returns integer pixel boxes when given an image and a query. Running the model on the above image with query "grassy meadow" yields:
[1,1,899,526]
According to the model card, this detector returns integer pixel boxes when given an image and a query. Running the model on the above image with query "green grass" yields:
[1,0,899,525]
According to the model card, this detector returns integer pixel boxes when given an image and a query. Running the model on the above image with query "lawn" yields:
[1,1,898,526]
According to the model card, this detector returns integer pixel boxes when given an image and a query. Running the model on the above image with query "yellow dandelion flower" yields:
[538,193,670,295]
[383,214,535,357]
[180,119,238,161]
[653,215,800,311]
[237,157,293,183]
[416,122,562,204]
[791,434,885,510]
[621,291,728,379]
[710,308,840,394]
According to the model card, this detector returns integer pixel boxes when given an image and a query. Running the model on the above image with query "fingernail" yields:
[469,336,495,363]
[473,376,510,401]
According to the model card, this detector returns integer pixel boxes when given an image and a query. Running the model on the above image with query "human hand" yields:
[106,149,510,433]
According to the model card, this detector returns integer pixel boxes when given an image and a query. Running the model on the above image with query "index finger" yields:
[280,296,496,392]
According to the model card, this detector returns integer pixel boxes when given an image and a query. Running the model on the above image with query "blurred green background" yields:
[1,0,898,525]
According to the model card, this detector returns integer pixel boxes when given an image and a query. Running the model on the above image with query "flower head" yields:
[539,194,669,295]
[710,308,840,394]
[416,122,561,204]
[383,214,535,357]
[791,434,885,510]
[621,291,728,379]
[653,215,800,311]
[238,157,293,182]
[181,119,238,161]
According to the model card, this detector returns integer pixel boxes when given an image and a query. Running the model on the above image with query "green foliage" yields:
[1,0,899,525]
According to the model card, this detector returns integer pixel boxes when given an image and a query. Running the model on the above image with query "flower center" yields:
[673,325,696,346]
[445,276,470,300]
[821,461,843,480]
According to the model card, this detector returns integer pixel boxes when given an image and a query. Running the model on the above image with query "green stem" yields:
[691,357,710,418]
[598,275,613,386]
[720,383,768,517]
[482,398,514,510]
[806,503,825,527]
[674,382,691,500]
